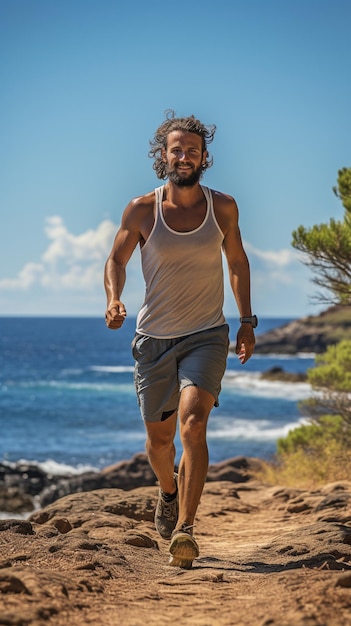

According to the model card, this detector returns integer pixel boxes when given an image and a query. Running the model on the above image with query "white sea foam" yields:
[208,418,306,441]
[222,370,311,400]
[59,368,84,376]
[0,511,32,520]
[1,458,99,475]
[16,380,135,393]
[254,352,316,360]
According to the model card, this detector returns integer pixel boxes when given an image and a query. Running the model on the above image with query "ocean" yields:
[0,316,314,476]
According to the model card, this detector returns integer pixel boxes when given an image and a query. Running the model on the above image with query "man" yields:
[104,111,256,569]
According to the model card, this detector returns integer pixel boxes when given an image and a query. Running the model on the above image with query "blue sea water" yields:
[0,317,315,474]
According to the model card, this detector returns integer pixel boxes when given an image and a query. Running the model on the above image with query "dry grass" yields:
[255,444,351,489]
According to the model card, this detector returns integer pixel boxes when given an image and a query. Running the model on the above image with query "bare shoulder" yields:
[125,189,155,214]
[119,190,157,245]
[122,190,155,226]
[209,188,239,232]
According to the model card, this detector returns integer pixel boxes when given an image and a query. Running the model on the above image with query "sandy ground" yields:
[1,475,351,626]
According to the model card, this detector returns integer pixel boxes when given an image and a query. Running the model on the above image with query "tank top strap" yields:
[200,186,224,237]
[155,185,164,217]
[200,185,212,210]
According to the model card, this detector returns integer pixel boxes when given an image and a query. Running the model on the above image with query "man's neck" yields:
[164,182,204,208]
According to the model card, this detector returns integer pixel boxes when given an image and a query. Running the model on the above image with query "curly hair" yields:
[148,110,216,180]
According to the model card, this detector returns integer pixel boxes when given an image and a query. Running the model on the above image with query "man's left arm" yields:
[220,197,256,364]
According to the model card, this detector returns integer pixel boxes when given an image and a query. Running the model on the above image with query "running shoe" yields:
[154,474,178,539]
[169,523,199,569]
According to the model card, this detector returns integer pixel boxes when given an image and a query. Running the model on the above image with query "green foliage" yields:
[310,340,351,392]
[269,415,351,487]
[277,415,344,456]
[299,340,351,427]
[291,167,351,305]
[333,167,351,214]
[275,169,351,486]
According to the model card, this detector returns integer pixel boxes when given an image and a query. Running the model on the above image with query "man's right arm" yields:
[104,200,142,330]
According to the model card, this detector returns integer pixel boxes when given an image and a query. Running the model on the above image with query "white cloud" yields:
[42,217,114,265]
[244,241,298,267]
[243,240,308,287]
[0,262,44,290]
[0,216,118,292]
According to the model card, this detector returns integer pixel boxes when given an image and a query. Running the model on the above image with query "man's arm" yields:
[104,200,142,330]
[219,194,255,364]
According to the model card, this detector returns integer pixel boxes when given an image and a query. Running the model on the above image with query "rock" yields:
[0,485,35,513]
[0,461,58,496]
[260,366,307,383]
[230,304,351,354]
[0,461,62,513]
[207,456,263,483]
[0,520,34,535]
[39,452,156,507]
[0,454,264,515]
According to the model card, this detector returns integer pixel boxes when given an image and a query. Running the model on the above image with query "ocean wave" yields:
[208,418,306,441]
[0,511,32,520]
[254,352,316,360]
[223,370,311,400]
[1,458,99,476]
[5,380,135,393]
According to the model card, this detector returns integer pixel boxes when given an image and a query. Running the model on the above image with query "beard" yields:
[167,163,203,187]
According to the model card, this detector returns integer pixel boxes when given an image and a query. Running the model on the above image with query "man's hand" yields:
[235,325,255,364]
[105,301,127,329]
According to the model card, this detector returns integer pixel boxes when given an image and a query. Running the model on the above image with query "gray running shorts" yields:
[132,324,229,423]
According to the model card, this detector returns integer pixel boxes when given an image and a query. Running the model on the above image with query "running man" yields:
[104,110,257,568]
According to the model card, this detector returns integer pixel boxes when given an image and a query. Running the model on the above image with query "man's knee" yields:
[145,414,177,450]
[180,412,208,440]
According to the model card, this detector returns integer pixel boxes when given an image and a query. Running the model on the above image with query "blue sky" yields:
[1,0,350,319]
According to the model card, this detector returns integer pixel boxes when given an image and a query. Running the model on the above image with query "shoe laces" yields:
[160,495,178,520]
[178,523,195,535]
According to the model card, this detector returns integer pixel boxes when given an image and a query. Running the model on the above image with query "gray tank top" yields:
[136,185,226,338]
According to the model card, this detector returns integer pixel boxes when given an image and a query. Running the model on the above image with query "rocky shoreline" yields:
[0,454,260,516]
[230,304,351,354]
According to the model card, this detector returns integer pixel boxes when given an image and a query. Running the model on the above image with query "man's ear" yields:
[161,148,167,162]
[202,150,208,165]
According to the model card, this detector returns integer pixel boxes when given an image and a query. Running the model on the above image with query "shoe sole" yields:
[169,532,199,569]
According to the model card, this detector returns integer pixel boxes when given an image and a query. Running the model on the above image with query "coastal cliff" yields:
[236,305,351,355]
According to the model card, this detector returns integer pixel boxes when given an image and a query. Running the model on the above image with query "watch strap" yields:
[240,315,258,328]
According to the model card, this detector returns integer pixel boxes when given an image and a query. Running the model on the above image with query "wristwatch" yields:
[240,315,258,328]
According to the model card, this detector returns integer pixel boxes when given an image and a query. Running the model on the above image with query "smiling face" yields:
[162,130,208,187]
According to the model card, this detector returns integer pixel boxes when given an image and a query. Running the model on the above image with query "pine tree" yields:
[291,167,351,305]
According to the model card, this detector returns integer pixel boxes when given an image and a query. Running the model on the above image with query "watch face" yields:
[240,315,258,328]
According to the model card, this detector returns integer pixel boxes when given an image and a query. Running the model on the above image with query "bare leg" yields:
[145,412,178,494]
[176,385,214,529]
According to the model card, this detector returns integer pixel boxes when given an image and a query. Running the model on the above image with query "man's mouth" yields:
[176,164,192,171]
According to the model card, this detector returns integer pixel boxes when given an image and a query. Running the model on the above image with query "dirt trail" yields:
[1,478,351,625]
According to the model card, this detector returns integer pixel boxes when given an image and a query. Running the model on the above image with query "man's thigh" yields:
[177,324,229,406]
[132,334,179,422]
